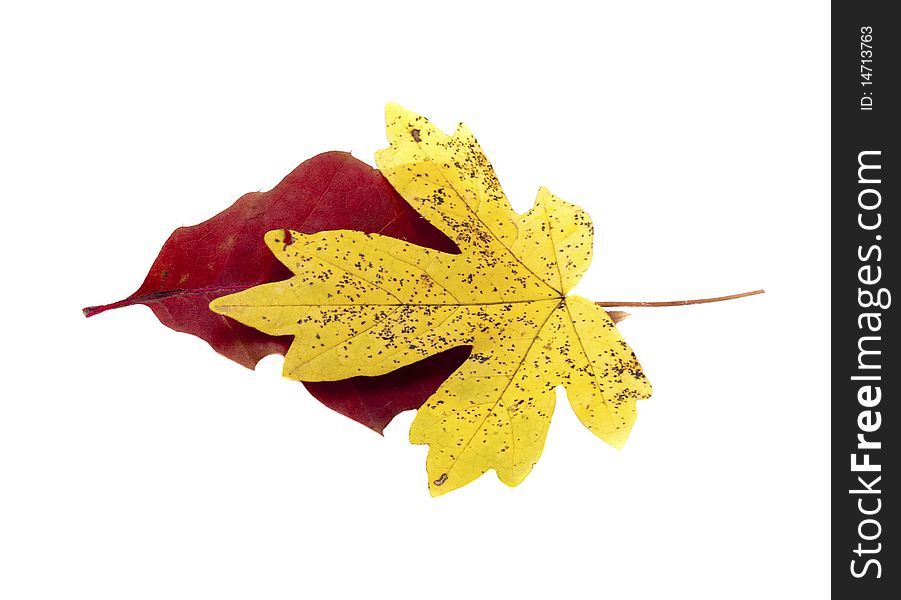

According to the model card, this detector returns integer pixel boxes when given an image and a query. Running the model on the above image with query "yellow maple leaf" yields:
[210,104,652,495]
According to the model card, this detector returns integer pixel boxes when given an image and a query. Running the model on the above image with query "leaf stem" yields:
[82,299,133,318]
[595,289,764,308]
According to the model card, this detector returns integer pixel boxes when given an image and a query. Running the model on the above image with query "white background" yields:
[0,1,829,598]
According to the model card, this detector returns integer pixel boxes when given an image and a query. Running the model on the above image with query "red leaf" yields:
[84,151,465,432]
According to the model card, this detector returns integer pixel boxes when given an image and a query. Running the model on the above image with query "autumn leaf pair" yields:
[87,105,653,495]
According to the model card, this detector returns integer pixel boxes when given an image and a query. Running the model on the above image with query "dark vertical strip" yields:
[833,2,897,595]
